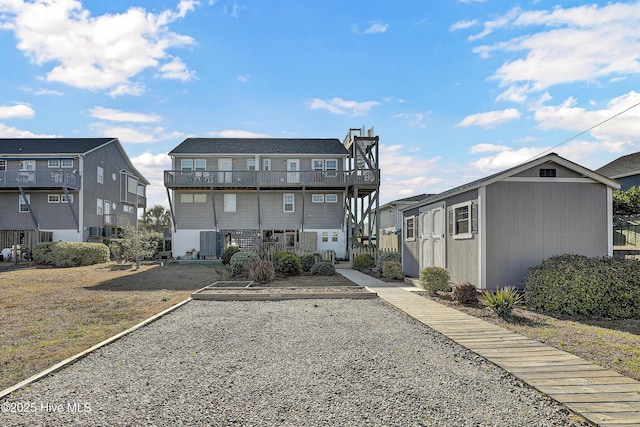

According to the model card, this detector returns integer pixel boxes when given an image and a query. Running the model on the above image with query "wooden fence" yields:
[349,247,400,266]
[258,243,336,264]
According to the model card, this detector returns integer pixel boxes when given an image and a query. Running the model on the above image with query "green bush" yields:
[483,286,523,320]
[353,254,375,271]
[381,261,403,280]
[276,252,302,276]
[273,250,291,263]
[230,251,260,276]
[377,251,401,269]
[451,282,478,305]
[247,260,275,284]
[419,266,451,294]
[34,242,110,267]
[221,246,240,265]
[310,261,336,276]
[524,254,640,318]
[299,254,317,273]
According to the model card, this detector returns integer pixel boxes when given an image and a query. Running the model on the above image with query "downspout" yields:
[166,188,177,232]
[211,187,218,232]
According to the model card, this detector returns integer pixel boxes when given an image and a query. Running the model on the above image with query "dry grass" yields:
[421,292,640,381]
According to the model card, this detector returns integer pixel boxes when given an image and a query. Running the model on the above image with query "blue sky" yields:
[2,0,640,208]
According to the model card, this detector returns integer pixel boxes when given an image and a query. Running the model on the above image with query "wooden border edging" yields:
[0,298,193,399]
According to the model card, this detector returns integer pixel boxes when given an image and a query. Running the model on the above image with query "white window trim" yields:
[405,216,416,241]
[283,193,295,212]
[331,231,339,242]
[97,166,104,184]
[19,194,30,212]
[0,160,5,171]
[181,194,194,203]
[224,194,237,212]
[62,194,73,203]
[48,160,60,168]
[451,201,473,240]
[20,160,35,171]
[263,159,271,171]
[325,159,338,177]
[48,194,60,203]
[247,158,256,171]
[61,159,73,168]
[194,193,207,203]
[312,194,324,203]
[194,159,206,171]
[97,198,103,215]
[326,194,338,203]
[312,159,324,171]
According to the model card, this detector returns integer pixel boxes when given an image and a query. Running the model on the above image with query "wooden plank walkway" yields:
[338,269,640,426]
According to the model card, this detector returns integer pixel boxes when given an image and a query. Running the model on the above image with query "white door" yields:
[218,159,232,183]
[420,204,446,269]
[287,159,299,183]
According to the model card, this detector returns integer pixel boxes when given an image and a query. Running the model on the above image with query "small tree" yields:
[144,205,172,233]
[110,226,161,270]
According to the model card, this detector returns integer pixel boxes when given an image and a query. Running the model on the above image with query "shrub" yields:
[353,254,375,271]
[34,242,110,267]
[276,252,302,276]
[377,251,401,269]
[524,254,640,318]
[221,246,240,265]
[381,261,403,280]
[247,260,276,284]
[299,254,317,273]
[419,266,451,294]
[310,261,336,276]
[483,286,523,320]
[229,251,260,276]
[273,250,291,263]
[451,282,478,305]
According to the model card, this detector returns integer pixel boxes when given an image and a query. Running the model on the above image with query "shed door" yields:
[420,204,445,269]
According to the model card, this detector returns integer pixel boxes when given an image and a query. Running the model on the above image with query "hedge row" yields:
[524,254,640,319]
[34,242,110,267]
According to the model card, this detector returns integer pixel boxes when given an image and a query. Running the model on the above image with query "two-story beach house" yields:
[0,138,148,248]
[165,137,377,259]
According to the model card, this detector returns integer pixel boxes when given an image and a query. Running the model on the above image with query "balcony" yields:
[0,170,81,191]
[164,169,379,190]
[104,213,135,228]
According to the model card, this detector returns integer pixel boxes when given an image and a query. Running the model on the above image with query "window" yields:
[97,166,104,184]
[326,194,338,203]
[451,202,472,239]
[218,159,232,183]
[123,204,134,213]
[540,168,557,177]
[283,194,294,212]
[332,232,339,242]
[48,194,60,203]
[325,159,337,177]
[97,198,103,215]
[0,160,6,171]
[181,194,193,203]
[194,159,206,171]
[19,194,30,212]
[312,194,324,203]
[61,194,73,203]
[224,194,236,212]
[312,159,324,171]
[181,159,193,173]
[247,159,256,171]
[263,159,271,171]
[194,194,207,203]
[322,232,328,242]
[405,216,416,241]
[61,159,73,168]
[20,160,35,171]
[127,176,137,194]
[48,160,60,168]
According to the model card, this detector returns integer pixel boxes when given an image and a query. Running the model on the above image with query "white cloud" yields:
[379,144,442,177]
[89,107,161,123]
[472,3,640,101]
[157,56,196,81]
[29,88,63,95]
[308,97,380,116]
[393,111,430,128]
[207,129,271,138]
[364,22,388,34]
[469,143,511,153]
[456,108,521,128]
[0,104,35,119]
[0,123,57,138]
[109,82,146,98]
[130,152,171,208]
[449,19,478,32]
[91,122,185,143]
[0,0,198,94]
[470,146,546,172]
[236,74,251,83]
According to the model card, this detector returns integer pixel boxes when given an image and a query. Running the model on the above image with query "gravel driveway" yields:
[1,299,589,426]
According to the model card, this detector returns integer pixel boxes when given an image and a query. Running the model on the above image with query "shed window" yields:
[450,202,473,239]
[405,216,416,241]
[540,168,556,177]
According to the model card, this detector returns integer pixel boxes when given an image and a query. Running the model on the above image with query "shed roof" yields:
[169,138,348,156]
[596,152,640,179]
[402,153,620,211]
[0,138,114,155]
[380,194,430,210]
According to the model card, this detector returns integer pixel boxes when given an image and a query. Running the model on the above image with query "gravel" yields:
[1,299,590,427]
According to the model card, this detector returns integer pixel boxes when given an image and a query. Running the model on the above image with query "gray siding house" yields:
[0,138,148,244]
[379,194,429,235]
[164,138,352,259]
[402,153,619,290]
[596,152,640,191]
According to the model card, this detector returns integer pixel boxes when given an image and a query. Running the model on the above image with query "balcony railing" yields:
[164,169,379,188]
[0,170,81,190]
[104,213,135,228]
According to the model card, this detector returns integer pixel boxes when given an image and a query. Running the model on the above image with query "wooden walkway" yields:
[338,269,640,427]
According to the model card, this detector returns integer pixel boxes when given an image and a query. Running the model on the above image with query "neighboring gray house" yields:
[379,194,429,235]
[596,152,640,191]
[0,138,148,244]
[402,153,619,290]
[164,138,355,259]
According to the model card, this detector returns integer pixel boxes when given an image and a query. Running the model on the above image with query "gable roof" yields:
[0,138,115,155]
[169,138,349,156]
[0,137,149,185]
[596,152,640,179]
[380,194,431,210]
[402,153,620,211]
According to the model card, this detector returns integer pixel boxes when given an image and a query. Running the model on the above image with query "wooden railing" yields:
[0,171,81,190]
